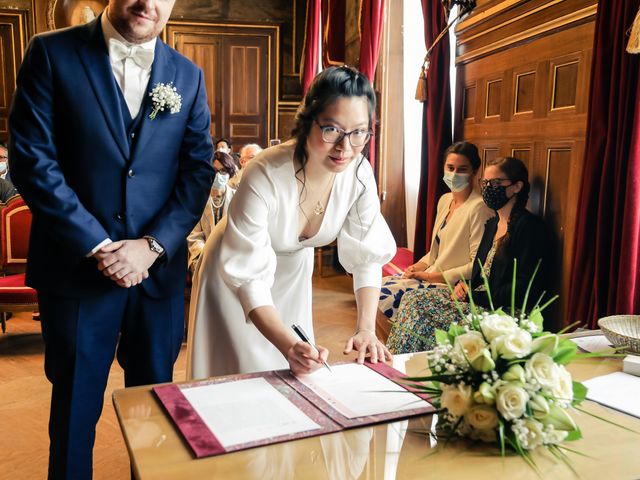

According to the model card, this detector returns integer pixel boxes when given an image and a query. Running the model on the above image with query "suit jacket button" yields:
[128,169,135,178]
[116,213,124,220]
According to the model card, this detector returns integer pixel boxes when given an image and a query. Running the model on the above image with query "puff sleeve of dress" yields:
[337,159,397,291]
[216,160,278,316]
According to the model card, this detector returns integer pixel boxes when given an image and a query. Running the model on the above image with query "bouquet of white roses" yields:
[407,261,593,470]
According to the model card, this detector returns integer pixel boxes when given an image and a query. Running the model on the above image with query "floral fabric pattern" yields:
[386,288,470,354]
[378,275,432,320]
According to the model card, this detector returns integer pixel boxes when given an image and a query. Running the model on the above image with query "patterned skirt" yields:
[386,288,471,354]
[378,275,434,321]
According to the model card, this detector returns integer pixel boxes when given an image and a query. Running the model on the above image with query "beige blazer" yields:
[187,187,235,272]
[420,189,494,283]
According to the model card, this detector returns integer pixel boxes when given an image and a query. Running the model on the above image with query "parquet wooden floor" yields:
[0,272,357,479]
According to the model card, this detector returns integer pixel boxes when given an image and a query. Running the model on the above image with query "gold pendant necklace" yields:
[312,173,336,216]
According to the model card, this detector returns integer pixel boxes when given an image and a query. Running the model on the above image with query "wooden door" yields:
[165,22,278,148]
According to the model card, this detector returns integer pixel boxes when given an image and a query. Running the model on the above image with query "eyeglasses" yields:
[314,119,372,147]
[480,178,512,188]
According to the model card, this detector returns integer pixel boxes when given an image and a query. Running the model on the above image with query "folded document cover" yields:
[154,362,434,458]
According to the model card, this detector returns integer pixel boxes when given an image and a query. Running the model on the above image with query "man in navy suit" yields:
[8,0,214,477]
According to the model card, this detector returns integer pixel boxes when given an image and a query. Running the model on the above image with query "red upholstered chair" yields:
[0,195,38,333]
[382,247,414,277]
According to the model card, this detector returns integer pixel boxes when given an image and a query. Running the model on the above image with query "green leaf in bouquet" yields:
[564,428,582,442]
[511,258,517,317]
[542,405,578,431]
[572,381,587,405]
[435,329,450,345]
[448,323,466,342]
[528,307,544,331]
[521,259,542,315]
[552,339,579,365]
[477,258,495,311]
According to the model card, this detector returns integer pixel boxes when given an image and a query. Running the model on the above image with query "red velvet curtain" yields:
[301,0,322,95]
[359,0,385,169]
[413,1,452,260]
[322,0,345,68]
[568,0,640,328]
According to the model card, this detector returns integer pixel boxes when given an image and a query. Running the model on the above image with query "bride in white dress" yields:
[187,66,396,379]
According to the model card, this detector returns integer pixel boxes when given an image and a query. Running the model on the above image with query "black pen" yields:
[291,323,333,373]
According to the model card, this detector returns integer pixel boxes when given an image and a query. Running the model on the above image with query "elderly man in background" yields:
[228,143,262,189]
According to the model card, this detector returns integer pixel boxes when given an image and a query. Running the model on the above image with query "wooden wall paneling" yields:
[276,101,298,141]
[485,77,502,119]
[0,8,29,141]
[165,22,278,148]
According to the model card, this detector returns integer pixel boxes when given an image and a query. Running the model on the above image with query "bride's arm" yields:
[343,287,392,363]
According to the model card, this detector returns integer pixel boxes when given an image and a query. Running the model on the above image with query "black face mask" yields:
[481,184,512,210]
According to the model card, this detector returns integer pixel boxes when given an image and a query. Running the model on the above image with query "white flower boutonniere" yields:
[148,82,182,120]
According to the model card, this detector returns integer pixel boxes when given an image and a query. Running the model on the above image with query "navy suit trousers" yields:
[38,286,184,480]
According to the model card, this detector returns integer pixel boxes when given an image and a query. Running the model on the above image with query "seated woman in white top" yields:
[187,66,396,378]
[187,172,235,274]
[379,141,493,321]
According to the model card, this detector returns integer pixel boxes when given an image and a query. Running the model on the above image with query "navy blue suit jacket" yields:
[9,18,214,298]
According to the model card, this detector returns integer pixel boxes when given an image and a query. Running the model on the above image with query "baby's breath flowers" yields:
[149,82,182,120]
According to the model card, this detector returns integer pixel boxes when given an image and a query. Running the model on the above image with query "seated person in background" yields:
[212,150,238,182]
[0,143,17,201]
[379,141,493,321]
[229,143,263,189]
[187,172,235,273]
[0,177,17,202]
[387,156,547,354]
[215,137,241,169]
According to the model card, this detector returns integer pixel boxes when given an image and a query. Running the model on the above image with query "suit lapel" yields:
[131,41,177,161]
[77,16,129,160]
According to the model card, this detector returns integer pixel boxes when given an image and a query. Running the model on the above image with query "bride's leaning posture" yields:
[187,66,396,378]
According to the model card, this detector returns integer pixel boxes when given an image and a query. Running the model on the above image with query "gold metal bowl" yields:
[598,315,640,355]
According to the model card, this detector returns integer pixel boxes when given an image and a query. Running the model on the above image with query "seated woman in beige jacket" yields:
[187,172,235,273]
[379,141,493,321]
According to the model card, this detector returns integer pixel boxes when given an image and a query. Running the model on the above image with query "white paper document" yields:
[583,371,640,418]
[181,377,320,448]
[570,334,613,353]
[297,363,431,419]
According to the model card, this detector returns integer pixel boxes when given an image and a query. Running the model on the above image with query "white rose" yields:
[465,404,499,431]
[496,384,529,420]
[480,314,518,342]
[520,418,545,450]
[470,427,498,443]
[454,331,487,362]
[493,329,532,359]
[441,384,473,417]
[525,353,559,389]
[549,365,574,405]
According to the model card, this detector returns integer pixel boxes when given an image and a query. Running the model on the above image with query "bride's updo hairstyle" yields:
[291,66,376,169]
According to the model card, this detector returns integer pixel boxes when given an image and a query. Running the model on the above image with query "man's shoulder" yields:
[30,21,91,48]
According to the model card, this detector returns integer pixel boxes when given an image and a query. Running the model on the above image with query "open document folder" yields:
[154,362,434,458]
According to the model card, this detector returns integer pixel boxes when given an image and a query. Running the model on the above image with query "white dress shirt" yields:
[101,11,156,119]
[88,12,157,256]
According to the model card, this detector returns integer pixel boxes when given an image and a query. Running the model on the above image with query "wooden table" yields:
[113,352,640,479]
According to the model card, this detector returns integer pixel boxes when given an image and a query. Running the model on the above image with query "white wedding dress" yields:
[186,141,396,379]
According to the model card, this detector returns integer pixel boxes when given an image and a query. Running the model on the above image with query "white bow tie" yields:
[109,38,154,70]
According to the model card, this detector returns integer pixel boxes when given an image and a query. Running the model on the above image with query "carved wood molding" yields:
[456,3,597,65]
[45,0,56,30]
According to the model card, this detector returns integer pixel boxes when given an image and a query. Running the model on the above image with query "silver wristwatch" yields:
[143,236,165,256]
